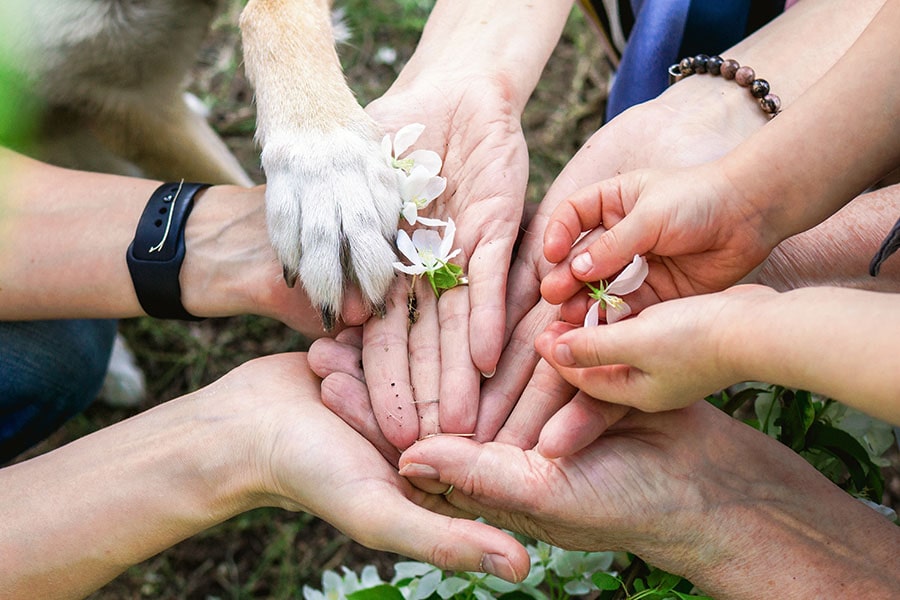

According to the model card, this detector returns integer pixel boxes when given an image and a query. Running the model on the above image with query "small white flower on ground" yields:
[382,123,443,176]
[374,45,397,65]
[400,164,448,226]
[584,254,648,326]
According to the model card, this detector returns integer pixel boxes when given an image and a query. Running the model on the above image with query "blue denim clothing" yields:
[0,319,116,463]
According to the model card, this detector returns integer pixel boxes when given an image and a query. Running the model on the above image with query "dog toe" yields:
[262,126,403,326]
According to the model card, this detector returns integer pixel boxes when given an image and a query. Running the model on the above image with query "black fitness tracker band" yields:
[126,181,210,320]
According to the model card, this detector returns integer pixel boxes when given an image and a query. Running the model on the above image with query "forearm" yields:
[757,184,900,293]
[653,0,885,163]
[681,421,900,598]
[395,0,574,114]
[0,149,322,331]
[727,286,900,423]
[0,150,156,318]
[0,386,258,599]
[719,0,900,240]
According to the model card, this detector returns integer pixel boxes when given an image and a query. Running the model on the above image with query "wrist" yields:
[396,1,572,114]
[179,184,274,318]
[710,285,781,385]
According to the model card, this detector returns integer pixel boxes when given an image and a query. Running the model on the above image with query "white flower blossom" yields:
[584,254,648,326]
[400,165,448,226]
[382,123,443,176]
[393,218,460,276]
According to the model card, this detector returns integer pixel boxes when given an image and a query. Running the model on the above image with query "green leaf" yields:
[777,389,815,451]
[591,572,621,591]
[348,584,406,600]
[805,421,884,501]
[428,263,464,293]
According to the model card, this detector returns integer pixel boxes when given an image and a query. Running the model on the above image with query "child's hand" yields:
[540,165,779,312]
[534,285,775,413]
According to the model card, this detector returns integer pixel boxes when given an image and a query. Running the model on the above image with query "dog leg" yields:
[86,92,254,186]
[240,0,401,329]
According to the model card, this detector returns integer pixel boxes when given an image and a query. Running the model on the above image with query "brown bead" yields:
[693,54,710,73]
[679,57,694,76]
[721,59,740,80]
[760,94,781,115]
[750,79,770,98]
[707,55,723,76]
[735,66,755,86]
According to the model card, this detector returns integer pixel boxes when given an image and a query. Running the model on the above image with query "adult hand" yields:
[472,0,881,447]
[360,72,529,448]
[399,400,900,599]
[239,354,526,582]
[0,353,530,599]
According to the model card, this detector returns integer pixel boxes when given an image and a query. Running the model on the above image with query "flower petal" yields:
[381,134,393,162]
[392,123,426,157]
[605,299,632,324]
[406,149,442,176]
[396,229,421,265]
[438,218,457,259]
[401,201,418,226]
[393,261,426,275]
[422,175,447,202]
[584,301,600,327]
[415,216,448,227]
[411,228,444,255]
[606,254,648,296]
[400,166,431,201]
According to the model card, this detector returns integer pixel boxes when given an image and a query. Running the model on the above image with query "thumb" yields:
[400,437,545,516]
[356,497,530,583]
[570,216,658,284]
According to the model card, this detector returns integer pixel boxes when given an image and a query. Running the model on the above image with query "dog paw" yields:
[262,122,401,329]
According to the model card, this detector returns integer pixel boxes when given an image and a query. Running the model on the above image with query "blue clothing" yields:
[582,0,786,119]
[0,319,116,463]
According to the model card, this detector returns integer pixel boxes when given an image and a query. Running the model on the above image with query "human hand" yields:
[472,91,760,448]
[540,164,779,315]
[398,400,900,598]
[230,353,530,582]
[534,285,776,413]
[359,73,529,448]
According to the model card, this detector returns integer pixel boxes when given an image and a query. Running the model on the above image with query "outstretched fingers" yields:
[363,278,420,450]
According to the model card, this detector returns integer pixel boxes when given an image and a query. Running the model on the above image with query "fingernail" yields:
[554,343,575,366]
[571,253,593,275]
[481,553,517,582]
[398,463,440,479]
[481,369,496,379]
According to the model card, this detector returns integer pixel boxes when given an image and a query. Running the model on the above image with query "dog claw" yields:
[282,265,298,288]
[374,302,387,319]
[320,305,336,332]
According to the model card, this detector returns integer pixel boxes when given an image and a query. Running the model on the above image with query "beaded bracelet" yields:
[668,55,781,118]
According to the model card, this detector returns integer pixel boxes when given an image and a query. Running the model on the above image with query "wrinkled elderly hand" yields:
[398,400,900,599]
